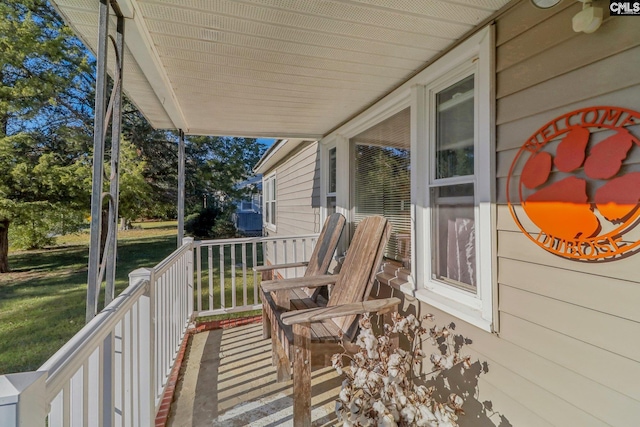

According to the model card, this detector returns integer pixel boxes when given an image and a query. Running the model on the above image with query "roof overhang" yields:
[51,0,513,138]
[253,138,315,174]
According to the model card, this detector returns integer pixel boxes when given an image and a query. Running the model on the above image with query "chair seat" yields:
[263,288,342,345]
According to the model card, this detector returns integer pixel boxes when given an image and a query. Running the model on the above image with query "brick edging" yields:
[154,315,263,427]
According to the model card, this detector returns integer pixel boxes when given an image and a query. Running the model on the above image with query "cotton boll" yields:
[417,405,437,426]
[378,413,398,427]
[332,353,344,374]
[449,393,464,408]
[353,367,368,388]
[339,386,352,403]
[400,405,417,424]
[373,400,387,415]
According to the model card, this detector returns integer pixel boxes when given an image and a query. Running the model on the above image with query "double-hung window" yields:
[430,74,476,290]
[326,26,493,330]
[416,27,494,331]
[263,174,276,230]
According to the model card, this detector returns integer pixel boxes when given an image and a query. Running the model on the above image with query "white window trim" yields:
[320,141,337,222]
[263,173,277,232]
[412,26,495,332]
[322,26,495,332]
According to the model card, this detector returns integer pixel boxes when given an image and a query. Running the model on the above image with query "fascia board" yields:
[118,0,189,131]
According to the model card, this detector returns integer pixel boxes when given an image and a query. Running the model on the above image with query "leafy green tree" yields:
[0,0,93,271]
[121,104,178,219]
[186,136,265,212]
[0,0,266,273]
[118,139,154,226]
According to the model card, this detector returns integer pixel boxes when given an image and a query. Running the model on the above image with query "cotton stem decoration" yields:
[332,312,474,427]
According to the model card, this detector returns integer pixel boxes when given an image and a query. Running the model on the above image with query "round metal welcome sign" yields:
[507,106,640,261]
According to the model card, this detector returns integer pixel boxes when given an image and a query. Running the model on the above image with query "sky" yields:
[257,138,276,149]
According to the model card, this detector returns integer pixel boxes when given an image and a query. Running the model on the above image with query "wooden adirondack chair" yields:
[260,215,401,426]
[256,212,346,340]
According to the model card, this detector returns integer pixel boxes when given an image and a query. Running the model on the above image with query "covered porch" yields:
[0,0,521,426]
[0,233,348,426]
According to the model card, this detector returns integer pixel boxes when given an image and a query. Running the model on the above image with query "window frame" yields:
[350,108,412,267]
[326,146,337,217]
[413,27,495,331]
[321,26,495,332]
[263,173,277,231]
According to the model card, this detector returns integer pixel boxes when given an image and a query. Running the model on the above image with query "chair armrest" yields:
[260,274,338,293]
[281,297,401,326]
[253,261,309,272]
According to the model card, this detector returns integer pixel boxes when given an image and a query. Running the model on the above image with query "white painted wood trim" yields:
[417,25,495,332]
[262,173,277,232]
[322,25,495,332]
[118,0,189,130]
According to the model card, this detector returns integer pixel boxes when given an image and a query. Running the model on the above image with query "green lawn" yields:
[194,242,264,313]
[0,222,178,374]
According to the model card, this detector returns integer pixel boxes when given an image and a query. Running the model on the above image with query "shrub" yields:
[184,207,220,238]
[210,218,238,239]
[9,203,86,250]
[185,206,239,239]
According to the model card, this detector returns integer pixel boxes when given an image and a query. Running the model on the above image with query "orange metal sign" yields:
[507,106,640,260]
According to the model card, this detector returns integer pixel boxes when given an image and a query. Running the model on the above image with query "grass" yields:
[0,221,267,375]
[0,222,179,374]
[194,242,264,313]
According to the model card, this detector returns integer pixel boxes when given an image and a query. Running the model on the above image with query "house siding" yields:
[263,141,321,275]
[257,2,640,424]
[272,141,321,236]
[409,2,640,426]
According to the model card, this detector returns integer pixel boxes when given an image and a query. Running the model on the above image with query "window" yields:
[264,174,276,229]
[416,27,494,331]
[352,108,411,268]
[324,26,493,330]
[240,201,254,212]
[430,75,476,291]
[327,147,337,215]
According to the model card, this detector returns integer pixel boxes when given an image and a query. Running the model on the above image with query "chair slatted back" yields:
[304,213,345,277]
[302,213,345,298]
[327,216,391,336]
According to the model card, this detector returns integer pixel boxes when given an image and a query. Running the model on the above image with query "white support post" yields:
[0,372,47,427]
[182,237,195,319]
[177,131,186,247]
[128,268,154,422]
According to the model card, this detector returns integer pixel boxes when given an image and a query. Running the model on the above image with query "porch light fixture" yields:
[531,0,562,8]
[572,0,603,33]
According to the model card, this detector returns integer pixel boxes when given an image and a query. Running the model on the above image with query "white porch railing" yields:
[194,234,318,317]
[0,233,318,426]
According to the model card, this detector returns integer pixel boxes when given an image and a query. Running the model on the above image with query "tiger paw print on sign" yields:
[507,107,640,261]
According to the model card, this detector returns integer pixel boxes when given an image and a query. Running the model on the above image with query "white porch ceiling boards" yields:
[51,0,511,138]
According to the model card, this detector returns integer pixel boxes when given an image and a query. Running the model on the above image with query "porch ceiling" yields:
[52,0,510,138]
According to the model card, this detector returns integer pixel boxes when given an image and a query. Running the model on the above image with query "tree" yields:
[118,139,154,226]
[0,0,93,271]
[121,103,178,219]
[0,0,266,273]
[186,136,265,211]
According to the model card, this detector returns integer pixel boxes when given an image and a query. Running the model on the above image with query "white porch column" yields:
[182,237,195,318]
[177,130,186,246]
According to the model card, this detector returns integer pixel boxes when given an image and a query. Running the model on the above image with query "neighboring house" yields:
[232,175,263,236]
[254,5,640,426]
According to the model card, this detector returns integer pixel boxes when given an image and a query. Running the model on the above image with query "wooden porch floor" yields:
[168,322,342,426]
